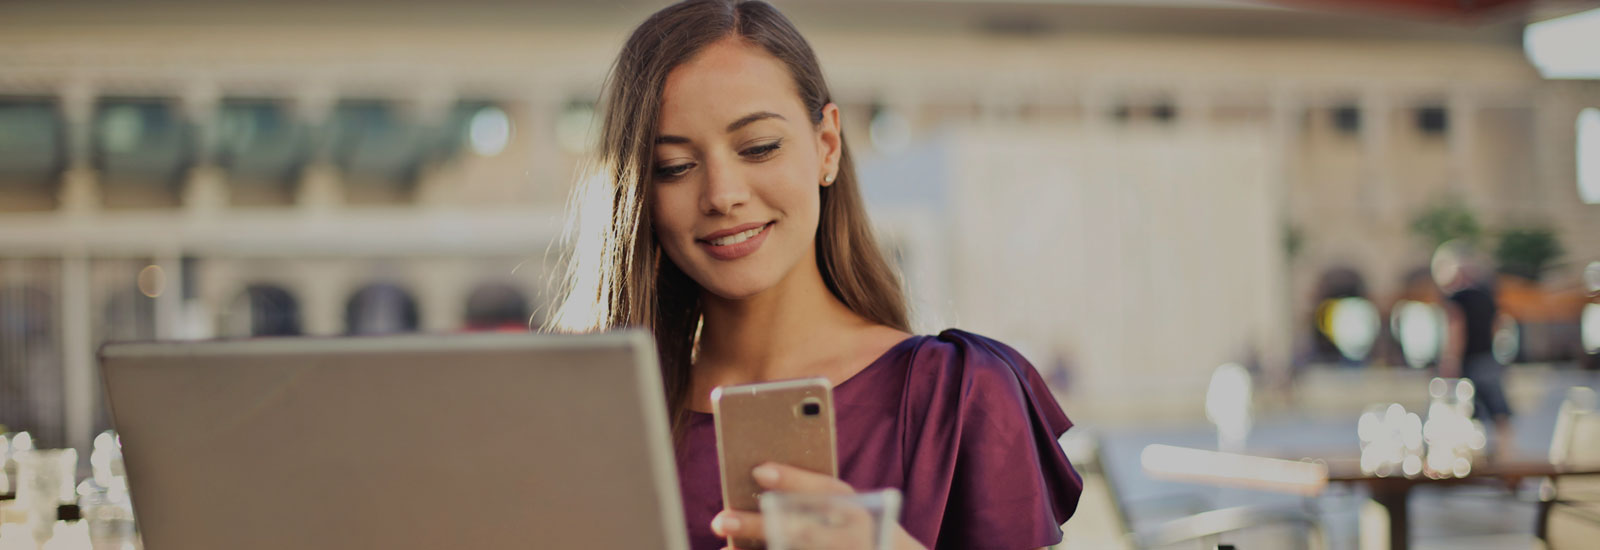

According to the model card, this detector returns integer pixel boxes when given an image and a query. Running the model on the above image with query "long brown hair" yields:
[547,0,908,441]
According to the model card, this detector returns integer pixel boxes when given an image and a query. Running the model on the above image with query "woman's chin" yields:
[698,275,777,302]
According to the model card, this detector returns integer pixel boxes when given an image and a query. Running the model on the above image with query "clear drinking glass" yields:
[759,489,902,550]
[79,477,139,550]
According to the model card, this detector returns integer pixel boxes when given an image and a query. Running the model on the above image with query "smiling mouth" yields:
[704,223,772,247]
[700,220,774,247]
[696,221,775,261]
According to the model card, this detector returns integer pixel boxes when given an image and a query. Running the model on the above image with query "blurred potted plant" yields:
[1409,196,1482,250]
[1494,226,1564,282]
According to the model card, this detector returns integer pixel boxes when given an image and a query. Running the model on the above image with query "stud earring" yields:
[823,174,835,183]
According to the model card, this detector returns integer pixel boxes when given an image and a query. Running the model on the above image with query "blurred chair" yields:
[1059,431,1323,550]
[1538,386,1600,549]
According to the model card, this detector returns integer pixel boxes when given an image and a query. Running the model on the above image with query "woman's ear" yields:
[817,102,841,187]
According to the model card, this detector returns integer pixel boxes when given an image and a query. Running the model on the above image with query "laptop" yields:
[99,331,688,550]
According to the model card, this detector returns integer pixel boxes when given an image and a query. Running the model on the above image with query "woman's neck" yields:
[695,254,869,385]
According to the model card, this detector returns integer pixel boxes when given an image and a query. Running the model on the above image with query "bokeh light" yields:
[1583,302,1600,355]
[1391,300,1444,368]
[1455,378,1476,404]
[136,265,164,298]
[1319,297,1380,362]
[1492,313,1520,365]
[1430,240,1470,290]
[1204,363,1252,452]
[12,431,33,452]
[89,430,124,487]
[98,106,143,154]
[1358,403,1424,478]
[1423,378,1483,479]
[468,106,511,157]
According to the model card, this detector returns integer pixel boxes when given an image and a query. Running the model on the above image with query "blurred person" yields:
[546,1,1081,548]
[1436,242,1513,460]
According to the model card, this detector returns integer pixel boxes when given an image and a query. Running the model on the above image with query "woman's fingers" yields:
[724,464,870,548]
[712,509,765,541]
[752,462,855,494]
[746,465,879,550]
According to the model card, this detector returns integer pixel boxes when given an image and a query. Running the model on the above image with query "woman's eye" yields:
[654,163,694,180]
[741,141,781,159]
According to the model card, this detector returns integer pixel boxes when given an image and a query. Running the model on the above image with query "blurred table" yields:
[1320,457,1600,550]
[1141,445,1600,550]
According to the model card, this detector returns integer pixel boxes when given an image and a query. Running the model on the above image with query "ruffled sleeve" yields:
[897,329,1082,550]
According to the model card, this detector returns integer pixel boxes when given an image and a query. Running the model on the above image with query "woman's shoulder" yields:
[899,328,1044,391]
[893,329,1064,421]
[895,328,1076,441]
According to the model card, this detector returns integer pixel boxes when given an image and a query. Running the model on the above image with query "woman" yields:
[548,1,1081,548]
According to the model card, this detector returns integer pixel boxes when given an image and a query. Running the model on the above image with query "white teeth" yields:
[709,224,767,246]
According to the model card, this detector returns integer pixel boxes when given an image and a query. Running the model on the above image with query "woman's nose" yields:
[700,159,750,215]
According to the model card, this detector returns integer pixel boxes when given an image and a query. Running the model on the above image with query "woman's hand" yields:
[711,462,926,550]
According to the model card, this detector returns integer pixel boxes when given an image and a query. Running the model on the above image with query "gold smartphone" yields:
[712,377,839,550]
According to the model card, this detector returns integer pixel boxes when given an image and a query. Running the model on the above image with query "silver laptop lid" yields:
[99,331,686,550]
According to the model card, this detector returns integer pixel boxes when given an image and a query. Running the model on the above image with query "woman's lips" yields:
[697,222,774,261]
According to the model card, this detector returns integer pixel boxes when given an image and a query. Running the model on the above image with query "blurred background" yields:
[1,0,1599,548]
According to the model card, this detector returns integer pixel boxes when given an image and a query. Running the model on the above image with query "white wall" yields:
[928,124,1282,420]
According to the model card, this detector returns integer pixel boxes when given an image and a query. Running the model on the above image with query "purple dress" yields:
[676,330,1082,550]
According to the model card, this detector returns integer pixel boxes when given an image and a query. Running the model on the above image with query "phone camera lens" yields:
[801,402,821,416]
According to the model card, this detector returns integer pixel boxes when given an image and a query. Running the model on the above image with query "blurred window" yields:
[1151,102,1177,123]
[1109,101,1177,125]
[222,284,302,337]
[1580,107,1599,205]
[345,283,419,335]
[464,282,530,332]
[1416,106,1448,136]
[1332,105,1361,135]
[435,101,511,159]
[219,99,307,206]
[93,98,192,208]
[1112,104,1131,122]
[0,97,65,210]
[327,100,426,203]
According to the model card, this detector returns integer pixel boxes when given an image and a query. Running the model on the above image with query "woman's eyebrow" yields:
[725,111,784,132]
[656,111,786,145]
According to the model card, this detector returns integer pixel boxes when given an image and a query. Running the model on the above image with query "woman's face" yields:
[651,37,841,300]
